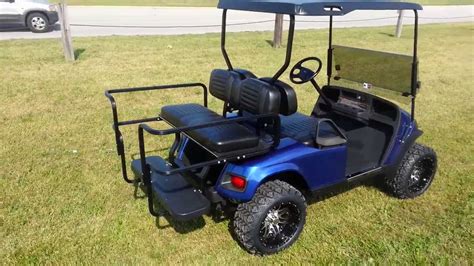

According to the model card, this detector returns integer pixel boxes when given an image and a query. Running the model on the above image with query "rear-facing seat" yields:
[161,69,242,128]
[161,72,281,155]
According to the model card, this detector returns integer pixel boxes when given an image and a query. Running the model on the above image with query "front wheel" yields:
[385,143,437,199]
[27,13,51,33]
[233,180,307,255]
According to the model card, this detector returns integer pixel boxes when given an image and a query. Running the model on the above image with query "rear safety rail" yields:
[104,82,208,183]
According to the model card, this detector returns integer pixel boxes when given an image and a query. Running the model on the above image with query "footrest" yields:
[131,156,211,221]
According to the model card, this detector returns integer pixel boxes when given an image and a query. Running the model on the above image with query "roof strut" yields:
[221,9,233,71]
[327,13,334,86]
[271,15,295,83]
[411,9,419,121]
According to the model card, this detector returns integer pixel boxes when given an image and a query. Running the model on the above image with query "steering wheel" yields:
[290,57,323,84]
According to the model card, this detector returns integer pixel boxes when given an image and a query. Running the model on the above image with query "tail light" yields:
[230,175,247,191]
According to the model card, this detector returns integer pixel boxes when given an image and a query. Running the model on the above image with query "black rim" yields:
[408,157,435,193]
[259,201,301,250]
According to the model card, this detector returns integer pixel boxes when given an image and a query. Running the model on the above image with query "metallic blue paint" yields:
[216,138,347,202]
[383,109,421,166]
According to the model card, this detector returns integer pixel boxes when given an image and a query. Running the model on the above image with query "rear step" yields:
[131,156,211,221]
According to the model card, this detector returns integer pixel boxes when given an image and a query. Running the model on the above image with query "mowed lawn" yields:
[1,23,473,264]
[64,0,474,6]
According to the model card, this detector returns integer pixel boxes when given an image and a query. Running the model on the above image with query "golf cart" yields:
[105,0,437,255]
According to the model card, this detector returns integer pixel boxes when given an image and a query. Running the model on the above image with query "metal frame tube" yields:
[271,14,295,82]
[411,9,419,121]
[327,14,334,85]
[104,82,208,184]
[221,9,233,70]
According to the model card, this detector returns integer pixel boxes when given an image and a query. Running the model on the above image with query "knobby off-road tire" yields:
[233,180,307,255]
[27,12,50,33]
[385,143,437,199]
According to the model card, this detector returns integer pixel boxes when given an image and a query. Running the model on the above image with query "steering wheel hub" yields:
[290,57,323,84]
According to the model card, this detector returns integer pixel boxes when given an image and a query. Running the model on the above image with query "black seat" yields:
[161,69,243,127]
[188,78,280,154]
[280,112,346,147]
[162,75,281,154]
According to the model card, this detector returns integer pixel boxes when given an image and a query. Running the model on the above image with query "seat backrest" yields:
[260,78,298,116]
[239,78,281,115]
[209,69,241,104]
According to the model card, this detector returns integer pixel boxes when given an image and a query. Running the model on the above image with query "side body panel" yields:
[215,138,347,202]
[0,1,22,23]
[382,109,422,176]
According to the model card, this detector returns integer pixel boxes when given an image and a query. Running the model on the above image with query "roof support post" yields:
[221,9,233,70]
[410,9,419,121]
[271,14,295,83]
[327,14,334,86]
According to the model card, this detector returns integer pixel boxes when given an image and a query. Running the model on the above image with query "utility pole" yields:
[58,0,75,61]
[273,14,283,48]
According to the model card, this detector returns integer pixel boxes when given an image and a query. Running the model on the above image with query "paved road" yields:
[0,5,472,40]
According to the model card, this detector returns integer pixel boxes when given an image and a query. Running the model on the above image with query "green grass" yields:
[1,23,473,264]
[63,0,474,6]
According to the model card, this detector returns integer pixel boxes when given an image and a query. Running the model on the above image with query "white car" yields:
[0,0,58,33]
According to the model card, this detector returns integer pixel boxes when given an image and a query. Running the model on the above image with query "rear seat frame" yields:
[105,80,281,180]
[105,82,208,184]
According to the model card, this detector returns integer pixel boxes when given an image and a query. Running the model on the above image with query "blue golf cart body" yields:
[105,0,437,255]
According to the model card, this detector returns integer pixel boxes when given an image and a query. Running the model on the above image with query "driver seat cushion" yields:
[280,112,345,147]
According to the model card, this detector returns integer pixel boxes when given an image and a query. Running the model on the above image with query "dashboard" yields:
[316,86,399,125]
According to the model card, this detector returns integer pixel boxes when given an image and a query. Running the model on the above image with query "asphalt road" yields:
[0,5,472,40]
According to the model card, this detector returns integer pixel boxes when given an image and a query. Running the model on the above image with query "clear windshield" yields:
[331,45,415,105]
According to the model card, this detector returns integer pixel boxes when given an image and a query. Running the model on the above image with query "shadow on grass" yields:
[132,181,209,234]
[74,48,86,60]
[155,214,206,234]
[379,32,395,38]
[306,175,386,205]
[265,39,285,48]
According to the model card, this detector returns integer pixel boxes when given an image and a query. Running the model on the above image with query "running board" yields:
[131,156,210,221]
[347,167,383,184]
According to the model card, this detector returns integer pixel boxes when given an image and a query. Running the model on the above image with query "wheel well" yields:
[25,11,48,25]
[264,171,310,195]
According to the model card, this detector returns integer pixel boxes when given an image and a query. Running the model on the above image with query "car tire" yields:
[385,143,437,199]
[233,180,306,255]
[27,12,50,33]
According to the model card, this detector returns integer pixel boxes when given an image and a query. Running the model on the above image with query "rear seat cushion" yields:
[161,69,243,127]
[161,103,217,127]
[187,123,260,154]
[161,103,259,153]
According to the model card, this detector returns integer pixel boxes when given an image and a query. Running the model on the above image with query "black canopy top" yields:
[218,0,422,16]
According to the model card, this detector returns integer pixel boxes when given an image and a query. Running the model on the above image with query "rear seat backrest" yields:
[239,79,281,115]
[209,69,243,108]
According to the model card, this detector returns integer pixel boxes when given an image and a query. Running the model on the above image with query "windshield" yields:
[331,45,415,105]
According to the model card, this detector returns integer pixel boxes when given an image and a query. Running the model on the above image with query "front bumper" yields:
[46,11,59,25]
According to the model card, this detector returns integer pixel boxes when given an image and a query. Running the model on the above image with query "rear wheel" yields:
[233,180,306,255]
[27,13,50,33]
[385,143,437,199]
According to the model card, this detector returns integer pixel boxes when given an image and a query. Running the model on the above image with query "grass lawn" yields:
[63,0,474,6]
[1,23,473,264]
